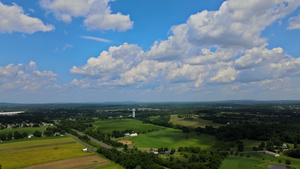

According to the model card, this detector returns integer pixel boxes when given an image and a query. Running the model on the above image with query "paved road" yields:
[65,133,97,152]
[39,125,97,152]
[72,129,113,149]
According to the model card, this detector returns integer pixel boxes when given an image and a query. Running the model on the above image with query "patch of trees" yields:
[33,130,42,137]
[157,147,176,154]
[97,146,228,169]
[194,122,300,144]
[58,120,91,132]
[285,148,300,158]
[0,131,29,141]
[43,126,65,137]
[149,115,173,127]
[178,147,202,153]
[85,130,123,147]
[78,135,90,142]
[160,149,228,169]
[98,147,164,169]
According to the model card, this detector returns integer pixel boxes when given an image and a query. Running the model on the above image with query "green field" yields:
[220,156,263,169]
[169,115,225,128]
[221,153,300,169]
[242,140,262,151]
[0,137,95,169]
[149,115,161,121]
[246,153,300,168]
[125,128,216,149]
[0,127,43,135]
[92,119,165,134]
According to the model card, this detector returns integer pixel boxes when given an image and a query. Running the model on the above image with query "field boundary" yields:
[0,141,76,152]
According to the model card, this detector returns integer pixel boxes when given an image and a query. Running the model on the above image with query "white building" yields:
[130,133,138,137]
[265,151,280,157]
[82,148,88,151]
[132,109,135,118]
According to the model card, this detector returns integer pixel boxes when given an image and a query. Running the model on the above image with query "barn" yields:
[264,151,280,157]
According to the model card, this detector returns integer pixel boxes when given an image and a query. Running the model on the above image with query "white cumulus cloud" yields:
[0,62,58,91]
[39,0,133,31]
[70,43,143,79]
[0,2,54,34]
[186,0,300,48]
[70,0,300,94]
[287,13,300,30]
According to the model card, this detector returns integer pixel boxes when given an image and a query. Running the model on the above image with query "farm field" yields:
[149,115,161,121]
[125,128,216,149]
[0,127,43,135]
[221,153,300,169]
[0,137,96,169]
[92,119,165,134]
[245,153,300,168]
[242,139,262,151]
[220,156,263,169]
[169,115,225,128]
[21,155,123,169]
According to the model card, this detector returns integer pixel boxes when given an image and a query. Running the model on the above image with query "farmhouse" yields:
[264,151,280,157]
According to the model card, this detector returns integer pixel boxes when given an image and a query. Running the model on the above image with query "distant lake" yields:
[268,165,295,169]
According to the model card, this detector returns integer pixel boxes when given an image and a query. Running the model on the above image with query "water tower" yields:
[132,109,135,118]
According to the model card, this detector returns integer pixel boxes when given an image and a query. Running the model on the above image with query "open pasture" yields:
[220,156,263,169]
[0,137,95,169]
[0,127,43,135]
[125,128,216,149]
[21,155,123,169]
[246,153,300,168]
[221,153,300,169]
[92,119,165,134]
[169,115,224,128]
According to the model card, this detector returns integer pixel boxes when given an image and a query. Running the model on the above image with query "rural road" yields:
[72,130,113,149]
[65,133,97,152]
[39,125,97,152]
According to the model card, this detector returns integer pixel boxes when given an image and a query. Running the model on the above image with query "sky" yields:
[1,0,300,103]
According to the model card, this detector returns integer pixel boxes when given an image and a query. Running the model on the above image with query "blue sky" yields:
[1,0,300,103]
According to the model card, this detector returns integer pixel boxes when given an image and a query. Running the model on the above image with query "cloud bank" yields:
[70,0,300,95]
[0,62,59,91]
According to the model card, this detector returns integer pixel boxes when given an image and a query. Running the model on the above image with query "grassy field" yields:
[149,115,161,121]
[21,155,124,169]
[125,128,216,149]
[169,115,225,128]
[221,153,300,169]
[0,127,43,135]
[92,119,165,134]
[246,153,300,168]
[0,137,97,169]
[242,139,262,151]
[220,156,263,169]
